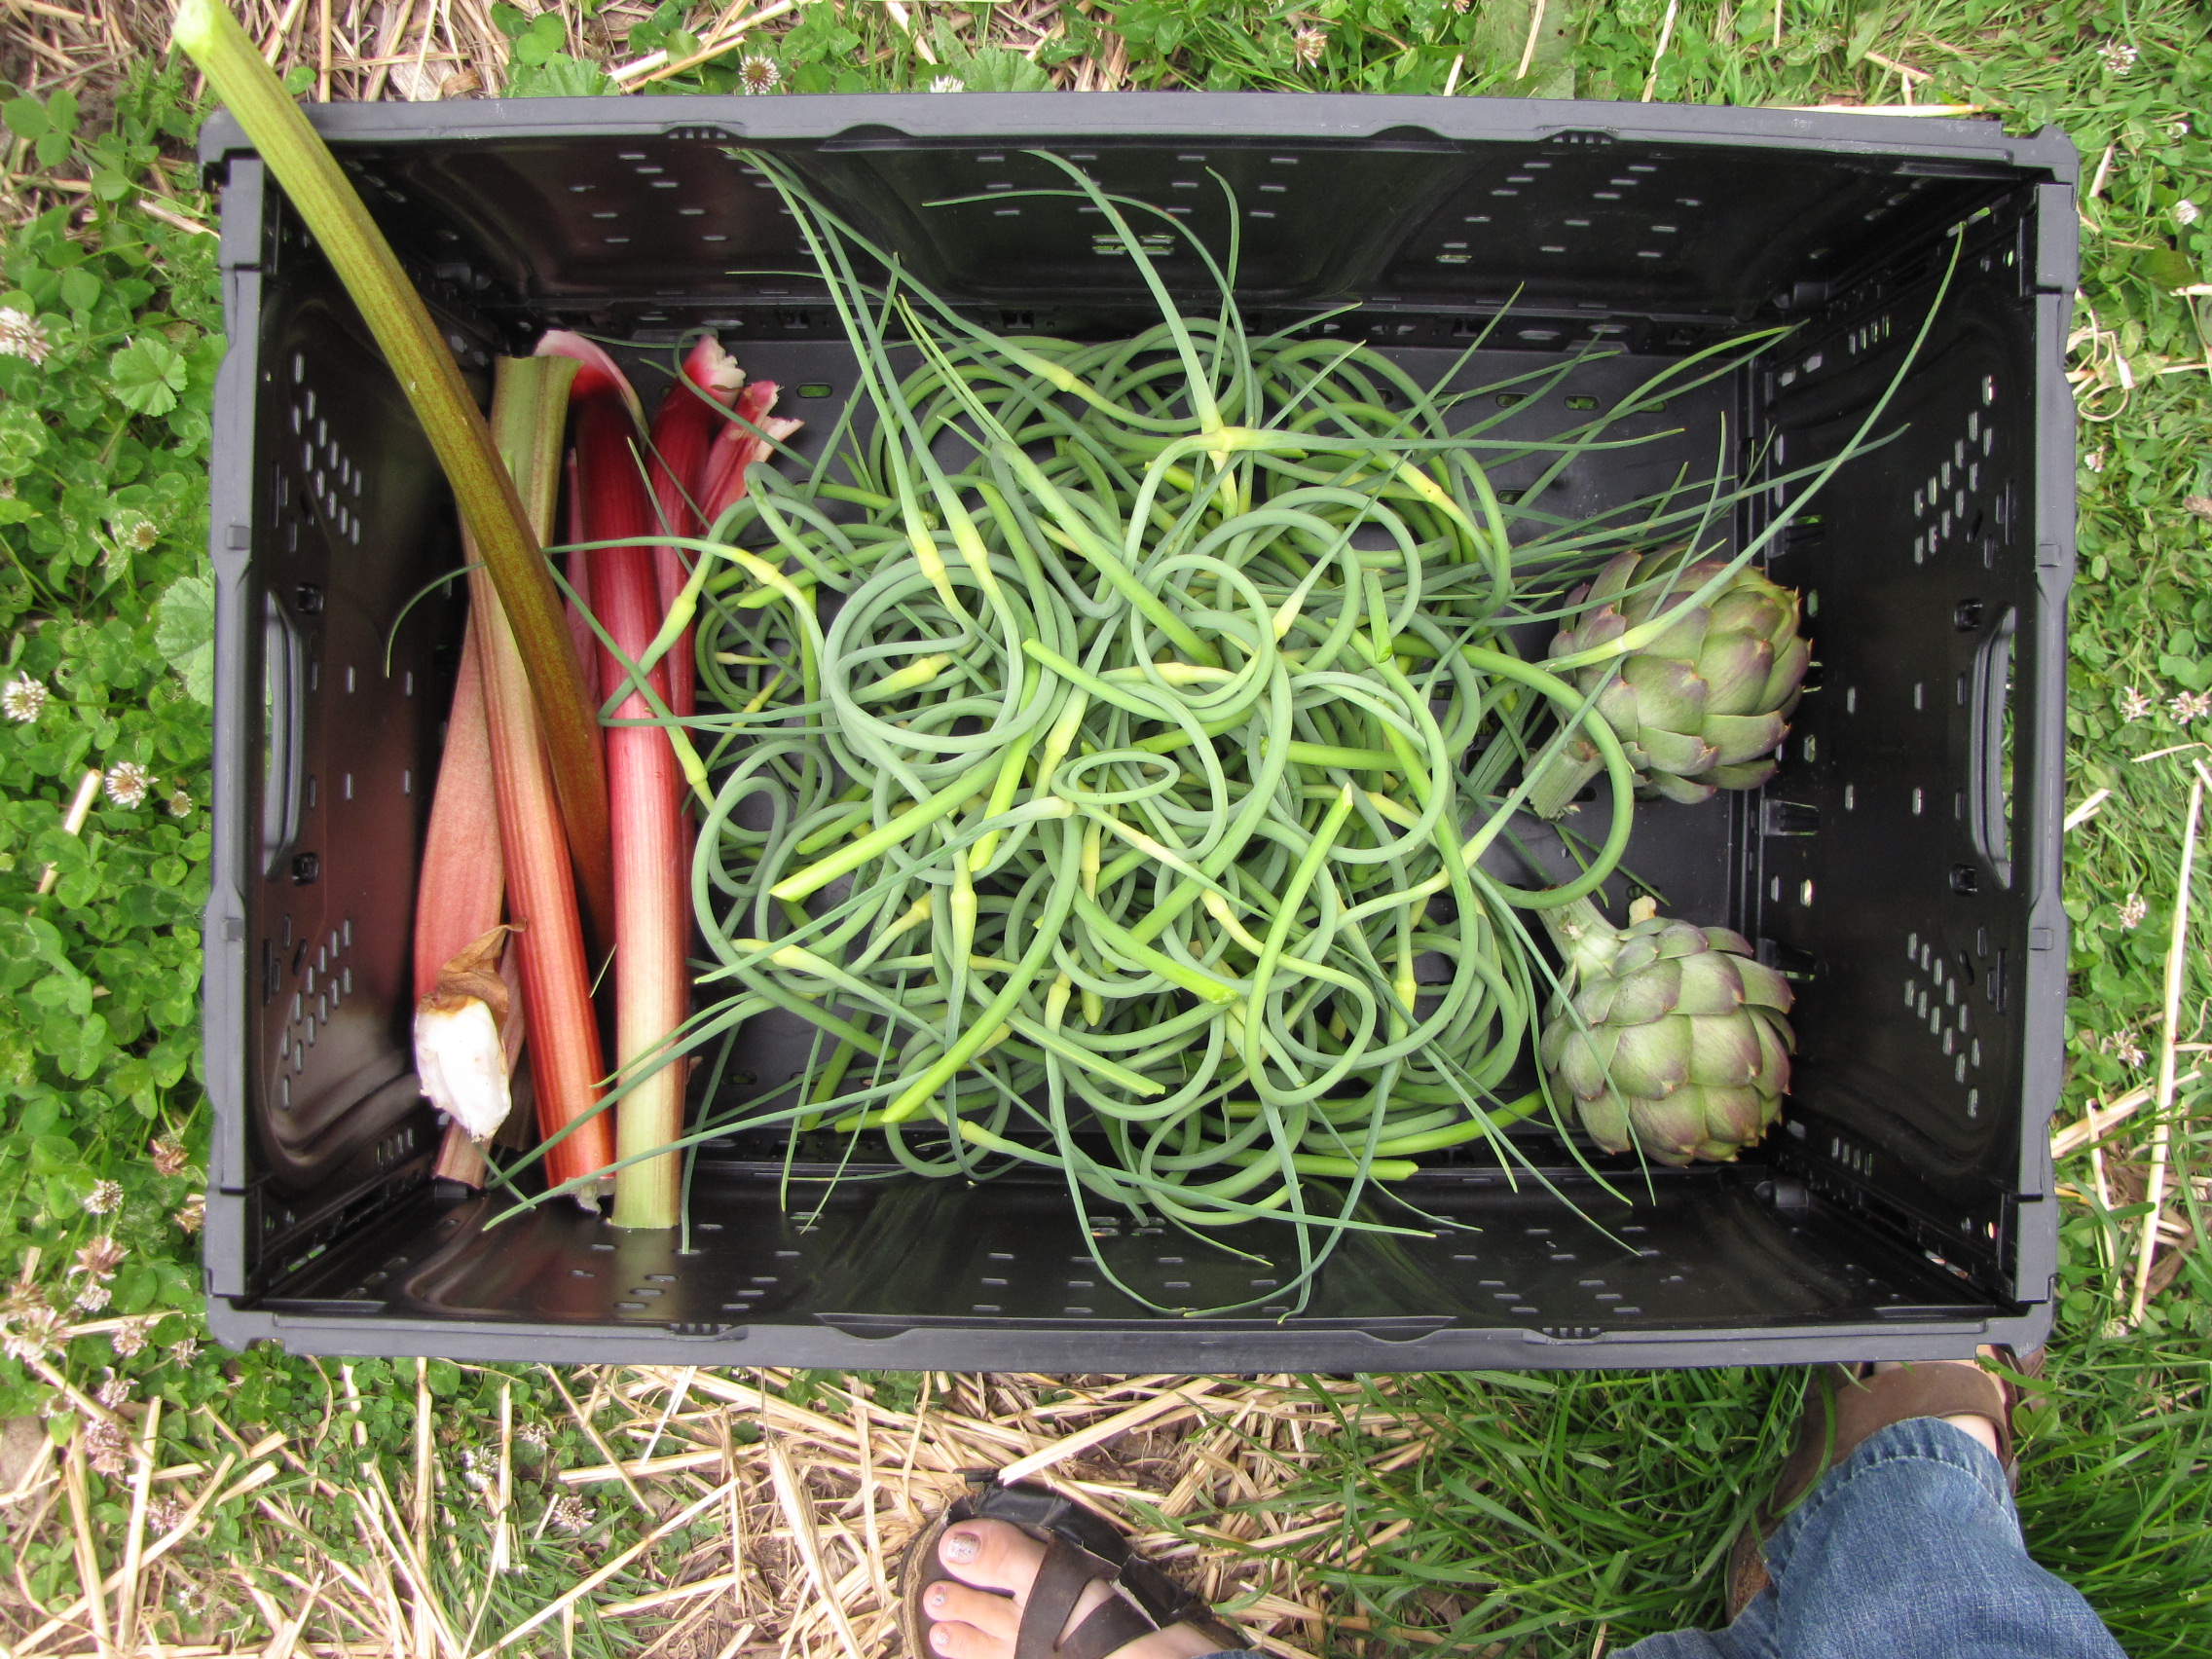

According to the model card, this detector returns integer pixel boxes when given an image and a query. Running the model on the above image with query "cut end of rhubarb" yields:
[169,0,220,54]
[535,330,644,429]
[683,334,747,397]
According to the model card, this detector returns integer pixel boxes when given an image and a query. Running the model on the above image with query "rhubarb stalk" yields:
[696,379,803,525]
[415,630,513,1187]
[648,337,747,723]
[469,355,616,1197]
[539,332,689,1230]
[171,0,614,953]
[563,452,604,740]
[413,627,503,1002]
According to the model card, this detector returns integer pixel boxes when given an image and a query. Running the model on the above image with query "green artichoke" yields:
[1537,898,1794,1165]
[1527,550,1810,816]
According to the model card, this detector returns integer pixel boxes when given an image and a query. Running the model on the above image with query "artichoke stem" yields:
[1535,894,1614,973]
[1525,740,1606,821]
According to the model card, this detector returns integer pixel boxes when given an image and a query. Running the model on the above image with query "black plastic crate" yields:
[200,94,2076,1370]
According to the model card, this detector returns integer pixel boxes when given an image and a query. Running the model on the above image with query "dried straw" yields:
[2128,760,2208,1323]
[10,1367,1409,1657]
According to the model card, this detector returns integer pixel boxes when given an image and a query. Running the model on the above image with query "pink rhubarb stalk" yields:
[414,627,504,1004]
[471,354,616,1198]
[562,451,605,766]
[537,330,690,1230]
[696,378,803,525]
[648,337,747,722]
[415,629,515,1188]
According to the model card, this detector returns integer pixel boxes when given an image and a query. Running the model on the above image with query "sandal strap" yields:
[1055,1588,1167,1659]
[1016,1538,1122,1659]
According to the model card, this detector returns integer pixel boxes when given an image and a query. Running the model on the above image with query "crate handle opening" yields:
[1967,606,2017,891]
[261,593,305,877]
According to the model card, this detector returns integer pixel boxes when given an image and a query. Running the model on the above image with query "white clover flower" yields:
[113,510,161,552]
[0,307,52,365]
[1294,24,1329,67]
[2177,201,2202,228]
[1,1303,60,1363]
[73,1282,112,1313]
[2170,690,2212,722]
[2101,39,2138,75]
[166,786,192,818]
[739,55,782,93]
[103,761,151,808]
[73,1236,126,1279]
[83,1419,128,1476]
[167,1335,200,1365]
[2,675,47,723]
[2107,1030,2147,1066]
[96,1374,130,1410]
[110,1317,151,1357]
[929,75,966,92]
[2118,893,2148,928]
[84,1179,124,1216]
[2120,686,2154,720]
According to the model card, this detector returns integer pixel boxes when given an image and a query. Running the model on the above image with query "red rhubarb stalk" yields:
[648,337,747,722]
[470,354,616,1198]
[537,331,690,1230]
[562,451,605,764]
[696,379,803,525]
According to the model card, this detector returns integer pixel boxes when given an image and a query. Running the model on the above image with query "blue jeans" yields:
[1620,1418,2123,1658]
[1195,1419,2120,1659]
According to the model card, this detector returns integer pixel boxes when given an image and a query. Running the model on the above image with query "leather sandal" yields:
[1725,1347,2046,1620]
[901,1478,1246,1659]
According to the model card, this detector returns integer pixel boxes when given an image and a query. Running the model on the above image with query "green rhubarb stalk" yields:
[171,0,614,948]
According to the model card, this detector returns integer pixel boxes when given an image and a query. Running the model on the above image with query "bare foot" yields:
[925,1519,1227,1659]
[1871,1346,2007,1457]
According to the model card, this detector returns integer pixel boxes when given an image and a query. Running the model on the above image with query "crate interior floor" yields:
[266,1156,1996,1335]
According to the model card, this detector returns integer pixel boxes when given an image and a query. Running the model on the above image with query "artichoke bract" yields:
[1527,550,1810,816]
[1537,897,1794,1165]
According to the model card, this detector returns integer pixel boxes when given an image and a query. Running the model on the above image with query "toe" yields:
[930,1621,1001,1659]
[940,1519,1049,1600]
[926,1582,1021,1643]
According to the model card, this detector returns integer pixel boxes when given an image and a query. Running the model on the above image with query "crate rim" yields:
[197,90,2081,185]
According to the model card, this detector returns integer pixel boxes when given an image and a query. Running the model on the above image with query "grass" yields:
[0,2,2208,1656]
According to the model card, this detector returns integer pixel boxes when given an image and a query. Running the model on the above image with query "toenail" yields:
[944,1529,979,1565]
[929,1587,947,1610]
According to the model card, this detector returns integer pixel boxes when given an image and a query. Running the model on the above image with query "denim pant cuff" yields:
[1616,1414,2124,1659]
[1761,1414,2013,1580]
